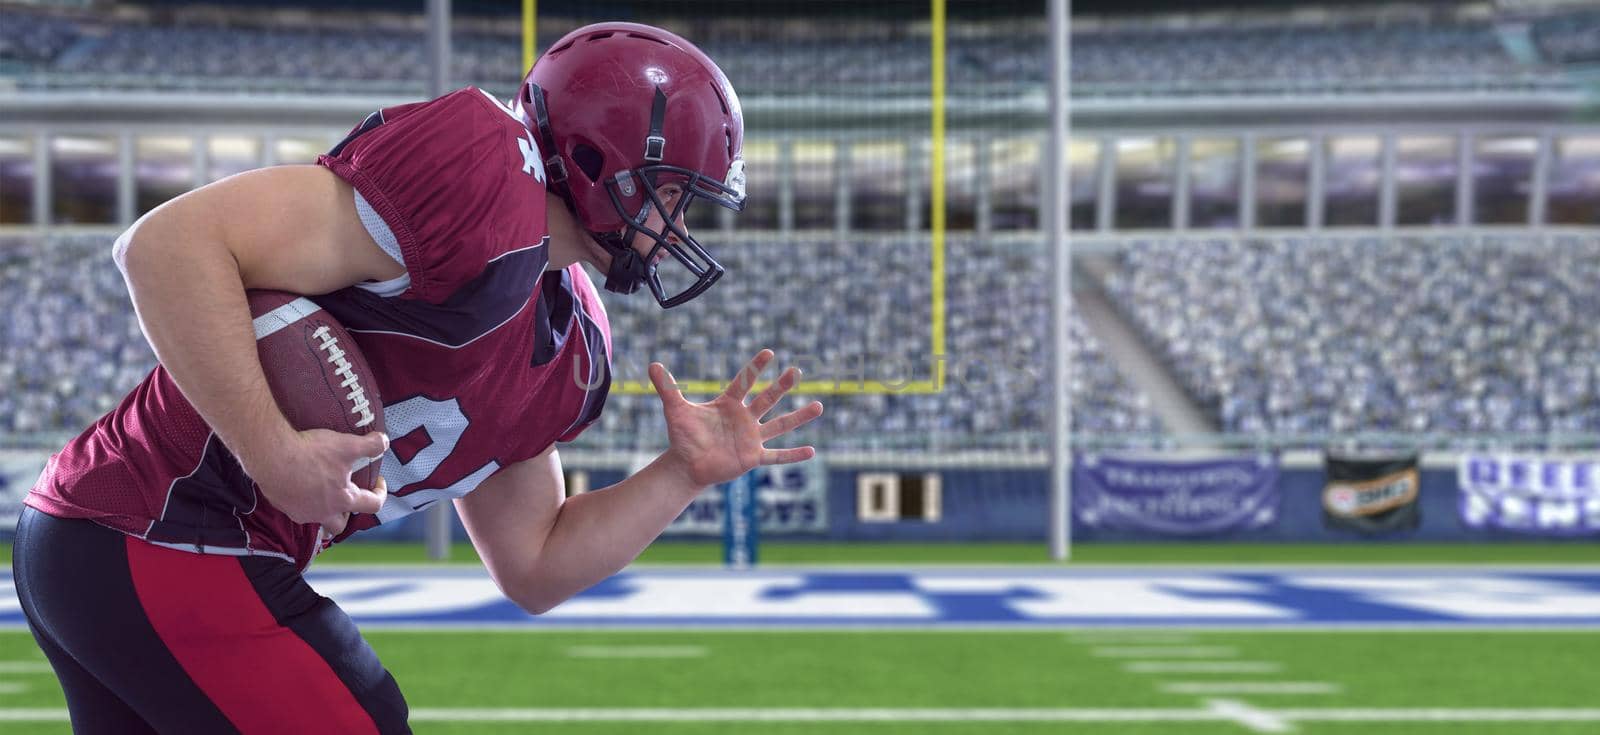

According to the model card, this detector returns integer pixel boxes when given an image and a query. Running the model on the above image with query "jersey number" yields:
[376,396,500,522]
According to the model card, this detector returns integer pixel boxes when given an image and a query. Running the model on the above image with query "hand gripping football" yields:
[247,290,385,490]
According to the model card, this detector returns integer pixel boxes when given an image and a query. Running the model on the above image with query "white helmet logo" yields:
[725,159,747,200]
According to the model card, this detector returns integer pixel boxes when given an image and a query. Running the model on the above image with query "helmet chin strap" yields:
[600,235,651,295]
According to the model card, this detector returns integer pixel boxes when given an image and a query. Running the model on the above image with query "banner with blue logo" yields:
[1073,454,1280,535]
[722,472,759,568]
[1459,454,1600,536]
[667,460,827,536]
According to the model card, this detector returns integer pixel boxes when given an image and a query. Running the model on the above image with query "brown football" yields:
[247,289,385,491]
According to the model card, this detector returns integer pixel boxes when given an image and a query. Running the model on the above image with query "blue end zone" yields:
[7,567,1596,630]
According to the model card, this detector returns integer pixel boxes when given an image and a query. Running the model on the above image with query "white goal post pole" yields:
[1047,0,1073,561]
[424,0,455,562]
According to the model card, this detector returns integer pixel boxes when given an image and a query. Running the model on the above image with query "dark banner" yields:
[1459,455,1600,536]
[666,461,826,536]
[1073,454,1280,536]
[1323,452,1421,534]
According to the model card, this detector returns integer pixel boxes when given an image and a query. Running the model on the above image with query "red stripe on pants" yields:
[125,538,379,735]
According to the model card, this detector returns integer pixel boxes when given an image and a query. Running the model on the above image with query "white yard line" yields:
[1162,682,1341,695]
[1206,698,1294,733]
[0,684,28,695]
[2,706,1600,726]
[0,662,53,674]
[1125,661,1283,674]
[1066,633,1197,645]
[0,709,64,721]
[1275,708,1600,722]
[337,623,1600,633]
[1091,646,1238,658]
[401,707,1255,722]
[563,645,708,659]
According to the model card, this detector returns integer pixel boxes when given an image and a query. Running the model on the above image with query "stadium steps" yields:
[52,35,102,69]
[1493,23,1544,65]
[1075,258,1214,435]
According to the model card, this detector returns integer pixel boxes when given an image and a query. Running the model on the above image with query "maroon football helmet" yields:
[518,22,746,308]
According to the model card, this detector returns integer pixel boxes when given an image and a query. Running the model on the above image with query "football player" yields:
[13,23,820,734]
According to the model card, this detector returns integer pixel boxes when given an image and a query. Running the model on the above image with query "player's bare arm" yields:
[457,350,822,614]
[113,165,400,533]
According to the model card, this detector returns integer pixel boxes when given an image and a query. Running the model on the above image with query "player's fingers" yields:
[345,432,389,474]
[344,480,385,515]
[650,362,689,407]
[760,446,816,466]
[723,349,774,401]
[747,366,800,419]
[760,400,824,441]
[319,513,350,537]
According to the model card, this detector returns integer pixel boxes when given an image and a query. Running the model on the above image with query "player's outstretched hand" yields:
[247,429,390,536]
[650,350,824,488]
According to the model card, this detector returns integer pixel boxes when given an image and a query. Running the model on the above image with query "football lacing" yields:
[312,325,376,429]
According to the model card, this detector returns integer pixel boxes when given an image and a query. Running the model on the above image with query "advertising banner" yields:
[666,460,826,536]
[1323,452,1421,534]
[1459,454,1600,535]
[1072,454,1280,535]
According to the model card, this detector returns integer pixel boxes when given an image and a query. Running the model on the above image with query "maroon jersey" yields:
[27,87,612,568]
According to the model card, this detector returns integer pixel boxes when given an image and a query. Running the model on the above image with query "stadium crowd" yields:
[0,235,154,438]
[1530,10,1600,65]
[0,7,1580,97]
[1103,233,1600,438]
[11,229,1600,449]
[0,12,79,65]
[588,236,1161,452]
[0,234,1160,452]
[1070,23,1553,95]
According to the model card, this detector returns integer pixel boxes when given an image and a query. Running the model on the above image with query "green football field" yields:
[0,629,1596,734]
[4,542,1598,733]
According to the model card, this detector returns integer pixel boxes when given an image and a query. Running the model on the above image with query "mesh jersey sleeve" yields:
[557,266,614,444]
[557,422,593,444]
[317,87,535,303]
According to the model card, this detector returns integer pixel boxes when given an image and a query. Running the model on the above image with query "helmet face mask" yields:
[596,163,745,308]
[520,22,746,309]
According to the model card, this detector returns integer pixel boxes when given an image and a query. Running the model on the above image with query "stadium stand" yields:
[0,12,80,67]
[587,236,1160,453]
[1102,233,1600,439]
[1530,10,1600,64]
[1070,23,1558,96]
[0,6,1581,96]
[13,227,1600,449]
[0,234,153,437]
[0,233,1160,449]
[21,228,1600,449]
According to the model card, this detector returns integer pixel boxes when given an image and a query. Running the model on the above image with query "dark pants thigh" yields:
[12,507,410,734]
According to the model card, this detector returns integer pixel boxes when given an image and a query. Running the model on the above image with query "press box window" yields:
[136,137,195,216]
[0,137,31,224]
[563,469,590,498]
[208,136,260,183]
[857,472,942,523]
[1257,137,1309,228]
[1069,138,1100,231]
[50,135,118,225]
